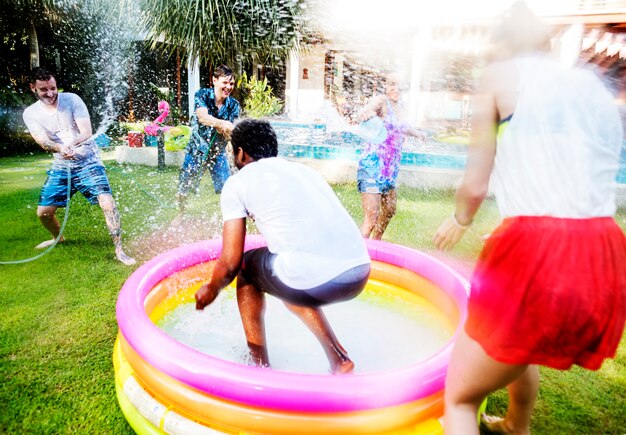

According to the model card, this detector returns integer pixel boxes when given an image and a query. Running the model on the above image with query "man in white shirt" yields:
[22,67,135,265]
[195,119,371,373]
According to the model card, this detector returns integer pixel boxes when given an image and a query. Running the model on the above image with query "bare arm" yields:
[195,218,246,309]
[405,126,426,141]
[196,107,234,140]
[356,95,386,123]
[72,117,94,147]
[30,131,79,160]
[433,66,499,251]
[29,115,94,157]
[30,131,61,153]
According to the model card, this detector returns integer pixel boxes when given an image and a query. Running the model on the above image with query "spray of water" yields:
[87,4,138,140]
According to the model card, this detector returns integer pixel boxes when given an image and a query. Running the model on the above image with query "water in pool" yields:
[156,284,453,375]
[271,121,469,171]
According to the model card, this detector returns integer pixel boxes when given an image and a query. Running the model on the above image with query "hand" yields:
[409,128,426,141]
[433,216,468,251]
[59,144,76,160]
[195,284,219,310]
[347,116,359,126]
[215,120,234,140]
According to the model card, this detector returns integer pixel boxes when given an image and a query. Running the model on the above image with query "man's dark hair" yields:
[213,64,234,79]
[30,67,55,84]
[231,119,278,160]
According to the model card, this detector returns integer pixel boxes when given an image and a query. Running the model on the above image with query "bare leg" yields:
[35,205,64,249]
[177,156,206,214]
[176,193,188,214]
[371,189,397,240]
[97,194,136,265]
[283,302,354,374]
[236,274,269,367]
[360,192,381,238]
[444,330,536,435]
[481,365,539,434]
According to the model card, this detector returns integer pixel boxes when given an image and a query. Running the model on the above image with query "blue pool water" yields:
[272,121,468,171]
[272,121,626,183]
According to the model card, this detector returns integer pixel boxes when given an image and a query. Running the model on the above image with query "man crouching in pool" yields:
[195,119,371,374]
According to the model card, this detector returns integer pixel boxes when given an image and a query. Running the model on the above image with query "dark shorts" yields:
[178,148,230,196]
[240,248,371,307]
[38,164,111,207]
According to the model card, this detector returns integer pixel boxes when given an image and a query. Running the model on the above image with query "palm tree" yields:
[1,0,132,74]
[134,0,307,70]
[2,0,57,69]
[0,0,136,130]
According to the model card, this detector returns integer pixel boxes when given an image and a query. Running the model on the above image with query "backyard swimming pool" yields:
[271,121,626,184]
[273,121,468,172]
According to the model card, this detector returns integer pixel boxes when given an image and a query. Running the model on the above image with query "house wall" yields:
[285,46,326,120]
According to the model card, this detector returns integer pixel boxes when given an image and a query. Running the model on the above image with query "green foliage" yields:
[0,89,40,157]
[0,0,135,134]
[237,72,283,118]
[116,121,149,135]
[136,0,307,69]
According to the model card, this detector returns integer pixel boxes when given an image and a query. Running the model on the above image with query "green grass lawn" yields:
[1,151,625,434]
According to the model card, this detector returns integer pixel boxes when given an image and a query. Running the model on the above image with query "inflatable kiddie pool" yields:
[114,236,470,434]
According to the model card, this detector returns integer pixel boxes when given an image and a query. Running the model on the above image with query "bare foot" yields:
[35,237,64,250]
[247,343,270,368]
[331,358,355,374]
[169,214,186,229]
[481,413,514,434]
[116,250,136,266]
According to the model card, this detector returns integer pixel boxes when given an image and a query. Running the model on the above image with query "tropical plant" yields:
[3,0,135,72]
[237,71,283,118]
[133,0,308,70]
[0,0,137,154]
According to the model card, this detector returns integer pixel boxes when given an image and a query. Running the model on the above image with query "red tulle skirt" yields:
[466,216,626,370]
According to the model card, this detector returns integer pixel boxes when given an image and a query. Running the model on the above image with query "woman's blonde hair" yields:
[491,1,553,57]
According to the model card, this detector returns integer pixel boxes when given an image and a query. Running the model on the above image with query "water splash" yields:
[89,19,135,140]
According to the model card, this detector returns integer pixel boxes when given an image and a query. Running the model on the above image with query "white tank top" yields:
[491,55,623,218]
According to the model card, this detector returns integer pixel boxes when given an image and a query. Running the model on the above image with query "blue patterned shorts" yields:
[356,165,395,194]
[38,164,111,207]
[178,148,231,196]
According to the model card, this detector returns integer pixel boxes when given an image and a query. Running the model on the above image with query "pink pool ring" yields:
[114,236,470,433]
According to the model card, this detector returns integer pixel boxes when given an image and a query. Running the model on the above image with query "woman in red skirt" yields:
[434,4,626,434]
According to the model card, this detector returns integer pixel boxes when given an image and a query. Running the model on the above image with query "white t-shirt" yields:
[492,55,622,218]
[221,157,370,289]
[23,92,101,169]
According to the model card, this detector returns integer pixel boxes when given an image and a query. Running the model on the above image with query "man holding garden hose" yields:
[22,67,135,265]
[177,65,240,213]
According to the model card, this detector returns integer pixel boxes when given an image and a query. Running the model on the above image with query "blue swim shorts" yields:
[240,247,370,307]
[178,148,231,196]
[356,166,395,194]
[38,164,112,207]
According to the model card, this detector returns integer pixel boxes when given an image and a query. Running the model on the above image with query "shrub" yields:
[237,72,283,118]
[0,90,41,157]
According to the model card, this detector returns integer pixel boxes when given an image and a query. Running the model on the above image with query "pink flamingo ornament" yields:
[144,100,173,136]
